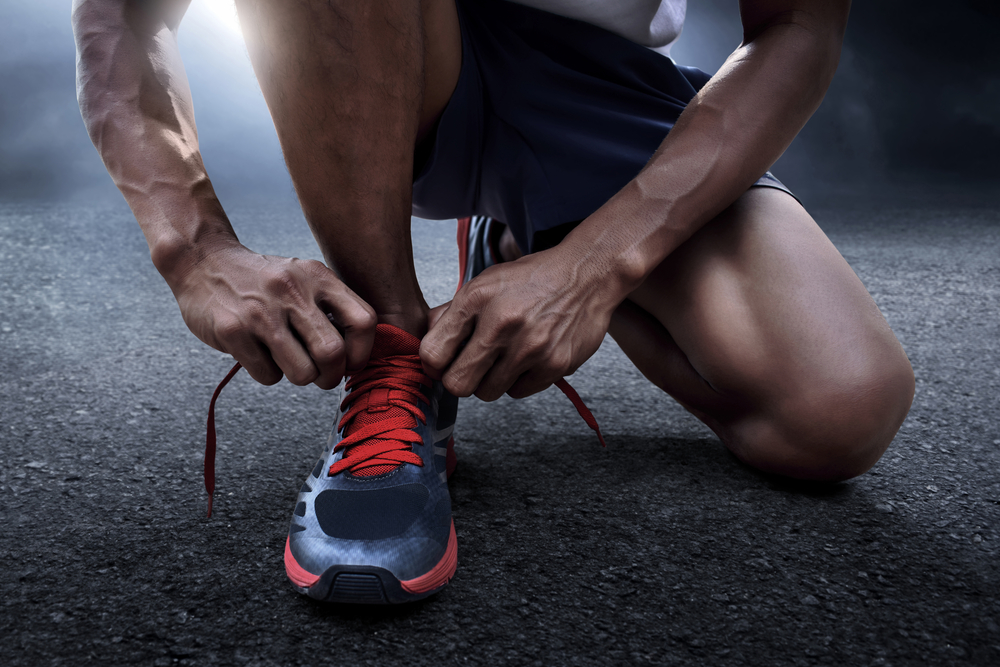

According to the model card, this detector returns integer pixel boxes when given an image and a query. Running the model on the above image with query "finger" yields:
[320,285,376,374]
[427,301,452,331]
[442,335,502,398]
[505,368,556,400]
[289,307,346,390]
[471,353,527,402]
[420,299,477,379]
[264,330,319,387]
[211,314,284,385]
[227,339,284,386]
[471,342,549,401]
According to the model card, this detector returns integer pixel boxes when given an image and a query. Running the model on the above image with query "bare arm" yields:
[560,0,851,293]
[74,0,230,274]
[73,0,375,388]
[421,0,851,400]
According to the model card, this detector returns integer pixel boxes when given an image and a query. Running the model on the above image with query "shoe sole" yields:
[284,520,458,604]
[284,437,459,604]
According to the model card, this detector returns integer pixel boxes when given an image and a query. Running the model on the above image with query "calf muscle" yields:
[235,0,460,334]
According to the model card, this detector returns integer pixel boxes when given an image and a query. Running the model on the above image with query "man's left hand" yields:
[419,248,617,400]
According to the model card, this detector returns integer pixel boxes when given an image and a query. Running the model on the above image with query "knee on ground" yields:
[727,353,916,482]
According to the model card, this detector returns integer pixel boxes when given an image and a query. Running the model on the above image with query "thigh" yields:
[419,0,462,143]
[627,187,908,421]
[235,0,460,145]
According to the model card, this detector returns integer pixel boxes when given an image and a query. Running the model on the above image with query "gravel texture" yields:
[1,200,998,666]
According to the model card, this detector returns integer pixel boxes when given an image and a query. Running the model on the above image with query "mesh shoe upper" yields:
[287,324,458,584]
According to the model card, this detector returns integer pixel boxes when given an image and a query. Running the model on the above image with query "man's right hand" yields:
[169,242,377,390]
[72,1,375,390]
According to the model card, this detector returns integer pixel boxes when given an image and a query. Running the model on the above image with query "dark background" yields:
[0,0,998,206]
[1,3,999,667]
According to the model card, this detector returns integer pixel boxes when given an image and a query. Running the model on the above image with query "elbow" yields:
[742,2,851,45]
[72,0,112,103]
[748,15,847,112]
[72,0,131,142]
[71,0,118,52]
[741,3,851,81]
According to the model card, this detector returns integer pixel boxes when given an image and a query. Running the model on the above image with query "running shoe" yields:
[283,323,459,603]
[200,221,601,603]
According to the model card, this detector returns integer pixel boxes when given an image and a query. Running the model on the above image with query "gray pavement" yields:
[1,200,998,666]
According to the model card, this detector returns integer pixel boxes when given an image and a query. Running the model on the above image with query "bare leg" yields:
[607,188,914,481]
[235,0,461,336]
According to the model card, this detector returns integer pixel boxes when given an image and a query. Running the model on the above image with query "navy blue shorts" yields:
[412,0,794,254]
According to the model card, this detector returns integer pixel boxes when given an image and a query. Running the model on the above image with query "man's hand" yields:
[73,0,378,390]
[420,248,618,400]
[171,241,376,389]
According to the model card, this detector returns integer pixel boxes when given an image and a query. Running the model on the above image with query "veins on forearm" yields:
[561,14,845,295]
[76,4,202,188]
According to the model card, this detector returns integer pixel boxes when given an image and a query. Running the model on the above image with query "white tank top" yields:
[508,0,686,48]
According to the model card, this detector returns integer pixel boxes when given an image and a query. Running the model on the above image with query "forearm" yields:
[73,0,237,287]
[558,8,848,301]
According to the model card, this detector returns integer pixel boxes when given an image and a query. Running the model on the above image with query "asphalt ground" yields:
[1,199,998,666]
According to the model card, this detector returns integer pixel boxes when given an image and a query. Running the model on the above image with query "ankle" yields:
[377,309,429,338]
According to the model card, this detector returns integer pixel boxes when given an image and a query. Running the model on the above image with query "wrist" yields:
[551,233,638,315]
[151,228,243,291]
[558,212,653,309]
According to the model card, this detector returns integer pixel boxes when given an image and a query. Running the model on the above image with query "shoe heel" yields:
[328,573,388,604]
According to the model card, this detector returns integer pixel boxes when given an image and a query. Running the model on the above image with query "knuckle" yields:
[443,374,472,399]
[215,315,245,341]
[474,387,498,402]
[249,365,282,386]
[507,384,532,400]
[312,337,345,365]
[470,290,491,311]
[419,341,445,369]
[498,312,526,333]
[550,349,572,374]
[353,306,377,331]
[302,258,330,274]
[286,365,318,387]
[244,301,272,327]
[462,283,484,305]
[452,300,476,322]
[522,334,548,356]
[460,282,492,311]
[313,373,341,391]
[264,269,303,298]
[538,359,562,378]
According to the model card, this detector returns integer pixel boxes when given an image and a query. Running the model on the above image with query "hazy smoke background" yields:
[1,0,998,205]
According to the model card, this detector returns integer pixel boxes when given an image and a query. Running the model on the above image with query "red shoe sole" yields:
[283,437,460,603]
[284,520,458,603]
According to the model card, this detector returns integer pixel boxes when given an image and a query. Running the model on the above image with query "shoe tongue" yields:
[343,323,422,477]
[370,323,421,359]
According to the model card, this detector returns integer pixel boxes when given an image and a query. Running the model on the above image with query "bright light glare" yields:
[202,0,242,35]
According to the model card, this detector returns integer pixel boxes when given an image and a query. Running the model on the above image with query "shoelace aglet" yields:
[554,378,606,448]
[205,361,243,518]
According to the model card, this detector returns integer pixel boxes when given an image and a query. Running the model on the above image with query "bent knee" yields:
[727,358,915,482]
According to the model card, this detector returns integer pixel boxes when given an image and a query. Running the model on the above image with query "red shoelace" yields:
[330,352,430,477]
[204,362,605,518]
